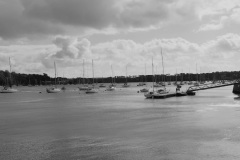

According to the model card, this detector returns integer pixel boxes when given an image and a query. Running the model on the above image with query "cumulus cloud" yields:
[1,33,240,77]
[51,37,92,59]
[197,1,240,31]
[198,22,224,31]
[202,33,240,58]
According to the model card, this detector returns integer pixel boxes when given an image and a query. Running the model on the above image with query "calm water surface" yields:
[0,83,240,160]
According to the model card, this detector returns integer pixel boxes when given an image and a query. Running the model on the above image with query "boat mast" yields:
[152,57,154,92]
[161,48,165,86]
[189,68,190,82]
[196,63,198,82]
[145,63,147,83]
[125,66,128,84]
[92,59,94,85]
[113,65,116,83]
[54,61,57,86]
[199,67,201,83]
[9,57,12,87]
[181,69,183,83]
[83,59,85,84]
[111,65,113,84]
[176,69,177,83]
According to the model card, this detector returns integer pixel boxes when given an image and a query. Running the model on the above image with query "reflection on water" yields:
[0,84,240,160]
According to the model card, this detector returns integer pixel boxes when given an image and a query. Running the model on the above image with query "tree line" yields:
[0,70,240,86]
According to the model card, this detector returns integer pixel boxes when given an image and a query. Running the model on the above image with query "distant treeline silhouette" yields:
[0,70,240,86]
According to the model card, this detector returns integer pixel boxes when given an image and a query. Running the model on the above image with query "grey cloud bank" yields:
[0,0,187,39]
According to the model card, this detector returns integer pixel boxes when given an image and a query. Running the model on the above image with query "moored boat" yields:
[0,87,18,93]
[122,66,130,87]
[140,88,149,92]
[144,51,171,99]
[0,58,18,93]
[122,83,130,87]
[85,60,98,94]
[46,87,61,93]
[144,88,170,99]
[153,83,162,87]
[86,88,98,94]
[79,85,91,90]
[99,84,106,88]
[46,61,61,93]
[137,82,145,86]
[106,86,116,91]
[233,83,240,95]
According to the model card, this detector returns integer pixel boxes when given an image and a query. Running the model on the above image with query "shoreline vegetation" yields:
[0,70,240,86]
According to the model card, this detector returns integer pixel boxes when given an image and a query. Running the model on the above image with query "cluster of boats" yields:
[1,56,236,99]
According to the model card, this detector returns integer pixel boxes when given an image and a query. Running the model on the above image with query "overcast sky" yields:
[1,0,240,78]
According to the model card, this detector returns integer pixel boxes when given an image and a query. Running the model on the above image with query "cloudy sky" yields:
[1,0,240,78]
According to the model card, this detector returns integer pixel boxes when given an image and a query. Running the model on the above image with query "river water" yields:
[0,83,240,160]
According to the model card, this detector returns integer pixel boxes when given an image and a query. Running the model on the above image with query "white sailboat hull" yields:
[46,87,61,93]
[106,86,116,91]
[122,84,130,87]
[0,87,18,93]
[144,89,170,99]
[79,86,91,90]
[86,88,98,94]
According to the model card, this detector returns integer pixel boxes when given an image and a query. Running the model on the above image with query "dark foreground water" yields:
[0,84,240,160]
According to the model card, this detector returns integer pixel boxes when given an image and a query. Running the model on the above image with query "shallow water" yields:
[0,83,240,160]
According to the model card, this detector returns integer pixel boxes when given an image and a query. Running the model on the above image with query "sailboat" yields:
[140,64,149,92]
[180,69,184,85]
[46,61,61,93]
[86,60,98,94]
[167,75,171,85]
[99,76,106,88]
[153,65,162,87]
[188,69,193,85]
[0,57,18,93]
[137,64,147,86]
[194,63,200,86]
[99,83,106,88]
[160,50,166,87]
[122,66,130,87]
[79,59,91,90]
[106,65,116,91]
[137,77,145,86]
[99,70,106,88]
[144,53,169,99]
[109,65,117,87]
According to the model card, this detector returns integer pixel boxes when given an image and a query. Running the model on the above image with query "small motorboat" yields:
[122,83,130,88]
[61,86,66,91]
[234,96,240,100]
[140,88,149,92]
[99,84,106,88]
